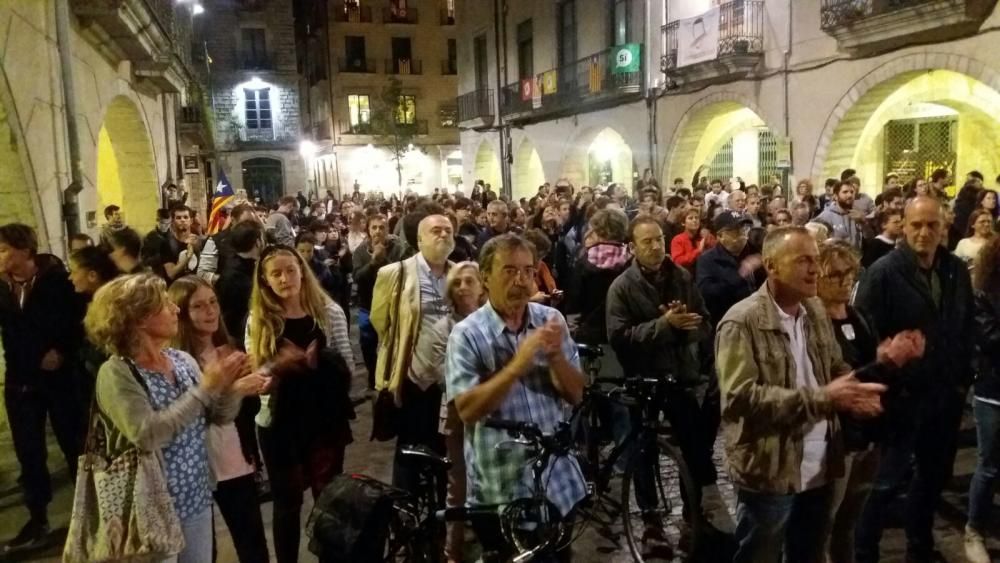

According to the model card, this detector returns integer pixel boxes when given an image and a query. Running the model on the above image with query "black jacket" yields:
[972,288,1000,402]
[0,254,86,388]
[606,259,711,385]
[217,254,257,345]
[352,237,406,311]
[567,242,630,345]
[855,243,975,399]
[695,244,764,327]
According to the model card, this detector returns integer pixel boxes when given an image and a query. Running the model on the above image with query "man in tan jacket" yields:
[715,226,894,563]
[372,210,455,493]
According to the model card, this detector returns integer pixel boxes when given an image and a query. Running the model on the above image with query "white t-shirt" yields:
[772,297,829,490]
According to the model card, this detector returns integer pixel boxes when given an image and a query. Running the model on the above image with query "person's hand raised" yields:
[660,301,701,330]
[201,350,250,394]
[825,372,887,418]
[876,330,925,368]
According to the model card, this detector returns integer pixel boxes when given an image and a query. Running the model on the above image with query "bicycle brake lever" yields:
[495,439,533,450]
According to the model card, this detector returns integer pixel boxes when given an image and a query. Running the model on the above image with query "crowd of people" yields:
[0,167,998,563]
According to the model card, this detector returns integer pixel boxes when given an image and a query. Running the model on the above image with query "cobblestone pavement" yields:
[0,324,996,562]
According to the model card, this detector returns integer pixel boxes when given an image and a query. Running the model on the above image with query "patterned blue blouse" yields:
[135,348,211,522]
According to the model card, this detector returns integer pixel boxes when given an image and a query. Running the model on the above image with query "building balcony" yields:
[661,0,763,87]
[819,0,993,53]
[239,53,275,71]
[71,0,193,93]
[230,126,298,149]
[499,81,533,120]
[337,119,428,136]
[457,89,494,127]
[385,58,423,75]
[440,8,456,25]
[513,44,643,123]
[339,121,374,135]
[333,3,374,23]
[441,59,458,75]
[382,6,418,24]
[338,57,378,73]
[179,105,209,146]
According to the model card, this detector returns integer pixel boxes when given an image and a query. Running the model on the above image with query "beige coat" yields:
[371,256,422,403]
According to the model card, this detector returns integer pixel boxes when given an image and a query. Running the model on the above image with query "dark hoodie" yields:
[568,242,630,345]
[0,254,86,388]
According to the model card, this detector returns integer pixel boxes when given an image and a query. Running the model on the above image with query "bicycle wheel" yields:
[620,435,703,562]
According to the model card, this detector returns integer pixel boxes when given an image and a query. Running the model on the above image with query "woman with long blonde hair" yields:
[246,245,354,563]
[168,276,269,563]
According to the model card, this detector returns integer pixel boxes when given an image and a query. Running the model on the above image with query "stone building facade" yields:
[298,0,461,197]
[198,0,306,203]
[458,0,1000,200]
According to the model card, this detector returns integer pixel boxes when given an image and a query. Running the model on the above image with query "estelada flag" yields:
[207,167,235,235]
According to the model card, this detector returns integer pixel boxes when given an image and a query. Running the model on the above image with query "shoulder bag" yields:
[63,358,185,562]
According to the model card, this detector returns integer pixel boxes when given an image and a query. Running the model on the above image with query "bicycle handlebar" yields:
[484,418,538,436]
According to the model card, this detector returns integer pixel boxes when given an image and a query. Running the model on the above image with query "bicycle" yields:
[571,344,704,562]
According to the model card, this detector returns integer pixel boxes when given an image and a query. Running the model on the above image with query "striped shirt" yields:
[445,301,586,516]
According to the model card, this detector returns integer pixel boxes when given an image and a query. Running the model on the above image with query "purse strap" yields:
[82,357,154,469]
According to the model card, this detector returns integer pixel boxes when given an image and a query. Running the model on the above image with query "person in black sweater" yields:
[0,224,87,551]
[816,240,924,563]
[861,209,902,269]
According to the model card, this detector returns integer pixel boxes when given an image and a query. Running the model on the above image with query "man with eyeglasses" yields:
[476,200,518,252]
[446,233,586,561]
[696,212,766,327]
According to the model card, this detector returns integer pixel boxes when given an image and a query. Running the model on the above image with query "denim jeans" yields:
[159,505,213,563]
[824,447,881,563]
[854,394,964,563]
[733,485,833,563]
[968,399,1000,533]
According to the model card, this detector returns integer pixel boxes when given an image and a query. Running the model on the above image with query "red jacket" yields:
[670,231,716,270]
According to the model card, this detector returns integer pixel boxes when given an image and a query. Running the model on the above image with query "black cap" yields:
[712,211,753,234]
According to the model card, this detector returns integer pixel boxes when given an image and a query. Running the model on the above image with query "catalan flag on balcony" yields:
[207,167,235,235]
[589,56,603,93]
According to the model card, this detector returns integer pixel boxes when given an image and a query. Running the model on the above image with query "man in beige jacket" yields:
[372,210,455,493]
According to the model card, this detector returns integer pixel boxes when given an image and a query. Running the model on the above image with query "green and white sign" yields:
[612,43,641,74]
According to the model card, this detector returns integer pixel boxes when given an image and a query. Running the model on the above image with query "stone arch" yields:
[97,96,160,234]
[663,91,777,186]
[473,140,501,190]
[512,138,545,201]
[0,66,44,245]
[812,52,1000,187]
[561,126,635,188]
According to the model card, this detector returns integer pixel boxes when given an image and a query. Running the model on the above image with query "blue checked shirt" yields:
[445,301,587,516]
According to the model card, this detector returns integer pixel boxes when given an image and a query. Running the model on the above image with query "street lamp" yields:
[192,4,205,15]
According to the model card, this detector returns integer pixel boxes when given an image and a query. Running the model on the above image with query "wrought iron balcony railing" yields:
[661,0,764,72]
[457,89,494,122]
[339,58,378,73]
[382,6,418,24]
[385,58,423,75]
[333,3,374,23]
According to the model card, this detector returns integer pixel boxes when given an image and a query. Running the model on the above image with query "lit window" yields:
[396,95,416,124]
[245,88,272,129]
[348,94,371,130]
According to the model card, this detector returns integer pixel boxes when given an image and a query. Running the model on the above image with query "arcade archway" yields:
[562,127,635,189]
[0,97,35,228]
[473,140,501,191]
[513,138,545,201]
[97,96,159,233]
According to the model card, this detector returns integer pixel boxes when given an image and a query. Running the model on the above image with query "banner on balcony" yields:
[520,78,533,102]
[676,7,719,68]
[541,70,558,95]
[611,43,641,74]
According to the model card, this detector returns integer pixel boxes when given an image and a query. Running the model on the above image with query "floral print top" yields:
[135,348,211,522]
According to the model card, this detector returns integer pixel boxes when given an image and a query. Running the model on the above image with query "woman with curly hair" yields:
[246,245,354,563]
[84,273,253,562]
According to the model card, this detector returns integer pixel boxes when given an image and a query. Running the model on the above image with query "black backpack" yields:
[306,473,406,562]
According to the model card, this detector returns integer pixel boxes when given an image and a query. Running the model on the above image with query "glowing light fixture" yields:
[590,138,618,163]
[300,140,318,159]
[192,3,205,15]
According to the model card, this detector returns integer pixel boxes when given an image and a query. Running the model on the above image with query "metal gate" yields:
[707,139,734,184]
[758,129,778,186]
[883,117,957,184]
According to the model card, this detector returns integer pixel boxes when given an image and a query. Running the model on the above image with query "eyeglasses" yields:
[499,266,537,280]
[823,268,856,284]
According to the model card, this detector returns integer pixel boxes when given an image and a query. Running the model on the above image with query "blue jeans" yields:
[358,309,378,390]
[159,505,212,563]
[733,485,833,563]
[968,399,1000,532]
